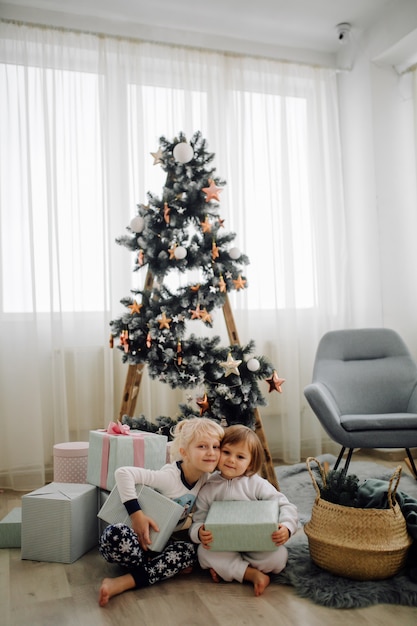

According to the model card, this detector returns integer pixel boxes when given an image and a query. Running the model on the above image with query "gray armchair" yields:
[304,328,417,477]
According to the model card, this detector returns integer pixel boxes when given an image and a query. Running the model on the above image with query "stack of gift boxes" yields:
[0,424,280,562]
[0,424,168,563]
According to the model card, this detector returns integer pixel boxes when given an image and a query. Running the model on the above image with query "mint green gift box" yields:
[0,507,22,548]
[205,500,279,552]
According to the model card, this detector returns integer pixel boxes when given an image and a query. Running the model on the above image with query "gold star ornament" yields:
[233,275,246,291]
[158,312,172,329]
[128,301,143,314]
[219,353,242,377]
[150,148,164,165]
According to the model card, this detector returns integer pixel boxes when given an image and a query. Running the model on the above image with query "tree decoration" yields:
[128,301,143,315]
[174,245,187,260]
[247,358,260,372]
[200,217,212,233]
[109,131,282,429]
[173,141,194,164]
[151,147,164,165]
[202,178,223,202]
[158,312,172,329]
[266,370,285,393]
[229,246,241,260]
[130,215,145,233]
[219,352,242,377]
[138,250,145,266]
[190,305,202,320]
[211,241,220,260]
[196,393,211,415]
[233,275,246,290]
[176,340,183,366]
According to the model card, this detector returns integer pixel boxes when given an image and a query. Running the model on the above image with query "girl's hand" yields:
[130,510,159,551]
[198,525,213,550]
[272,524,290,546]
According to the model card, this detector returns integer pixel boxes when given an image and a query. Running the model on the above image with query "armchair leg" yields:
[334,447,354,474]
[405,449,417,479]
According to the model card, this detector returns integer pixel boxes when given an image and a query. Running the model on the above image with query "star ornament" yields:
[128,301,143,314]
[266,370,286,393]
[158,312,172,330]
[212,242,220,260]
[220,353,242,377]
[196,393,210,415]
[163,202,171,224]
[218,275,227,293]
[150,148,164,165]
[202,179,223,202]
[200,308,213,324]
[200,217,212,233]
[190,305,202,320]
[232,275,246,291]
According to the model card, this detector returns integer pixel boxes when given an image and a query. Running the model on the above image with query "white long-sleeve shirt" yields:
[115,462,210,525]
[189,471,299,544]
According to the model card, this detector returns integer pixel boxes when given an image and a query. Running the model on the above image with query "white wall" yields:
[336,5,417,356]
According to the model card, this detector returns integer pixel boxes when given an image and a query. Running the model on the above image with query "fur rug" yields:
[272,454,417,608]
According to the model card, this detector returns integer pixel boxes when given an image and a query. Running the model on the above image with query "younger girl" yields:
[98,417,224,606]
[189,425,298,596]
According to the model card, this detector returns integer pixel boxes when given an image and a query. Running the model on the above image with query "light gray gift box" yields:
[0,507,22,548]
[98,484,184,552]
[204,500,279,551]
[87,429,168,491]
[21,482,97,563]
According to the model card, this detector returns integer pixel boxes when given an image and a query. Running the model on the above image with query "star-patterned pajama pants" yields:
[99,523,197,588]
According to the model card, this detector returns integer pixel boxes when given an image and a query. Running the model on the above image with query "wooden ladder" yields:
[118,271,279,489]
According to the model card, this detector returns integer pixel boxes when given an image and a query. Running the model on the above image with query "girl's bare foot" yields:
[98,574,136,606]
[253,571,270,597]
[180,566,193,575]
[209,568,222,583]
[243,566,270,597]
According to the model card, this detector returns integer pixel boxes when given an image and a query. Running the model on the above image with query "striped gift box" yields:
[21,482,97,563]
[204,500,279,552]
[98,484,184,552]
[87,429,168,491]
[0,508,22,548]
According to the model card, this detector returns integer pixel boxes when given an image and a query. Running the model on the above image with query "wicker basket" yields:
[304,457,412,580]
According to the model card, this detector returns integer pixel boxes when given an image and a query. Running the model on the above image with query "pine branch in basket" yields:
[313,467,360,507]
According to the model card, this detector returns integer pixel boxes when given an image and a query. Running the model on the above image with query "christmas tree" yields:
[110,131,284,435]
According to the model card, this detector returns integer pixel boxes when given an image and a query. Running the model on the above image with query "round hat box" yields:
[53,441,89,483]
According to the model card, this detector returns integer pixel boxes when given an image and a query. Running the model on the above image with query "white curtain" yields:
[0,21,346,489]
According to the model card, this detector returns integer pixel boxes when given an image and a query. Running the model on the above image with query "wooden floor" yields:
[2,453,417,626]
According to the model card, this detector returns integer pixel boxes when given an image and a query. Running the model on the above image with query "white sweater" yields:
[115,462,210,526]
[189,471,299,544]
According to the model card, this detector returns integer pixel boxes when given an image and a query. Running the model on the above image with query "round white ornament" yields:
[229,247,241,260]
[130,216,145,233]
[174,246,187,260]
[173,142,194,164]
[247,358,260,372]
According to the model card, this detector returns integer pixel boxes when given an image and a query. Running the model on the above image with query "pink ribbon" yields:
[99,425,147,488]
[100,434,111,488]
[106,421,131,435]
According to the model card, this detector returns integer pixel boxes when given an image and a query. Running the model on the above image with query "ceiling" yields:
[0,0,395,58]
